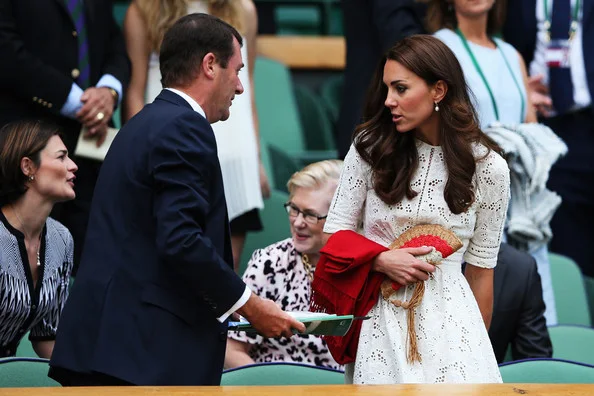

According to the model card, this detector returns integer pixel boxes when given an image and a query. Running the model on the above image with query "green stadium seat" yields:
[548,325,594,366]
[499,358,594,383]
[293,84,336,151]
[0,357,59,387]
[221,362,344,385]
[549,253,592,326]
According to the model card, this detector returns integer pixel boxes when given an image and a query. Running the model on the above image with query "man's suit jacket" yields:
[502,0,594,114]
[49,90,247,385]
[0,0,129,148]
[489,243,553,363]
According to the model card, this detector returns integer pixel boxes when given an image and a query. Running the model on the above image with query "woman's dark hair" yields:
[160,13,243,88]
[0,120,60,205]
[425,0,507,36]
[353,35,500,214]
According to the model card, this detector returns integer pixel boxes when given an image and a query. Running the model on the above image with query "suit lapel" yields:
[53,0,74,26]
[522,0,538,29]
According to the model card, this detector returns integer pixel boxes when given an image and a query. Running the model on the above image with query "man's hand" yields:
[76,87,116,133]
[237,294,306,338]
[83,122,108,148]
[372,246,436,285]
[527,74,554,117]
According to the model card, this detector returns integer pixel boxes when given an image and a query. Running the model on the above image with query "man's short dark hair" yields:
[160,13,243,88]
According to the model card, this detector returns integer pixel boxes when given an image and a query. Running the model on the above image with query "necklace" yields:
[301,253,314,282]
[11,204,41,267]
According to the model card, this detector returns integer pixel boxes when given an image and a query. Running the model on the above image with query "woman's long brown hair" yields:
[353,35,501,214]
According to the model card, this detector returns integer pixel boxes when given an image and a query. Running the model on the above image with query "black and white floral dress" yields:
[228,238,342,370]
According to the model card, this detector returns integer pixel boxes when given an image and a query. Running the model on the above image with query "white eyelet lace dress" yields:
[323,140,510,383]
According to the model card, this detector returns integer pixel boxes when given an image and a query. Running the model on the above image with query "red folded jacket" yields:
[310,230,388,365]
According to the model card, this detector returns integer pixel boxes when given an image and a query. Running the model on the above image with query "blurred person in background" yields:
[0,0,130,275]
[504,0,594,278]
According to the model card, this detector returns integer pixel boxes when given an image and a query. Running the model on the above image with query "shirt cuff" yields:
[96,74,123,107]
[217,285,251,323]
[59,83,84,119]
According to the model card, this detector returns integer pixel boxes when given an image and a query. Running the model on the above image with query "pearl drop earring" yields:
[434,102,440,112]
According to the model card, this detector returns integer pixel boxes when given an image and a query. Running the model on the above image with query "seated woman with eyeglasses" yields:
[225,160,343,370]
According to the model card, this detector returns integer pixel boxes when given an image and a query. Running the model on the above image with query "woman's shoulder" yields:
[433,28,459,45]
[472,142,509,176]
[46,217,74,246]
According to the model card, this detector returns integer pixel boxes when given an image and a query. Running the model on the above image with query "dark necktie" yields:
[65,0,90,88]
[548,0,575,114]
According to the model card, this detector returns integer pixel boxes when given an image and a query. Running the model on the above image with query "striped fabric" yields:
[65,0,90,88]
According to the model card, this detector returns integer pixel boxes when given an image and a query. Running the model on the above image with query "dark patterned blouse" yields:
[228,238,342,370]
[0,212,73,357]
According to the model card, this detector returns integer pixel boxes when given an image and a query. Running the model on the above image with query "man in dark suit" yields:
[0,0,130,274]
[336,0,425,158]
[48,14,305,386]
[503,0,594,277]
[489,243,553,363]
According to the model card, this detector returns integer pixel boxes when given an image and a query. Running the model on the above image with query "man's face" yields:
[211,38,244,123]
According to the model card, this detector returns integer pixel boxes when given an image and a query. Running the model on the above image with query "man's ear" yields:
[20,157,35,179]
[201,52,217,79]
[433,80,448,104]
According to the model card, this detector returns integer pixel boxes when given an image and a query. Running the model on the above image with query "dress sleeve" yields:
[227,244,282,345]
[29,230,74,340]
[463,150,511,269]
[324,144,370,233]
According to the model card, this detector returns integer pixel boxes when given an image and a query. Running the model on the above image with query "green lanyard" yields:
[543,0,581,42]
[455,29,526,123]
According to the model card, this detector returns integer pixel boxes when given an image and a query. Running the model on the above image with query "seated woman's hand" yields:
[372,247,435,285]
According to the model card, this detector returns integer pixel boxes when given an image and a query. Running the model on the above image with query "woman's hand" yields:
[372,246,436,285]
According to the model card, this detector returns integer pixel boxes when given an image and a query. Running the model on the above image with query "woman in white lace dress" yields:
[323,35,509,383]
[123,0,269,270]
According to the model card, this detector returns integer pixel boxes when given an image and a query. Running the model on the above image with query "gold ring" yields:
[96,112,105,121]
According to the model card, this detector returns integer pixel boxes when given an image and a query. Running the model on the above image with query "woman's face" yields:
[452,0,496,18]
[383,60,437,134]
[288,185,334,256]
[28,135,78,203]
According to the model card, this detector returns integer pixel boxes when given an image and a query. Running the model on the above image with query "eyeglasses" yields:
[283,202,327,225]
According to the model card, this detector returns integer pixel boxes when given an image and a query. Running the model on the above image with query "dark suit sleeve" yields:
[511,257,553,360]
[0,0,72,113]
[371,0,425,51]
[150,112,246,316]
[97,0,130,91]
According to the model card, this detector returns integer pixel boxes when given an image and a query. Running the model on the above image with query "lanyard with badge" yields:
[543,0,580,69]
[455,29,526,122]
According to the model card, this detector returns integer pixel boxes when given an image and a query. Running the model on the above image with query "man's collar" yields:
[165,88,206,120]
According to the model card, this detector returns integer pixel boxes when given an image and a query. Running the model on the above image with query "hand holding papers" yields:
[229,311,369,337]
[74,127,118,161]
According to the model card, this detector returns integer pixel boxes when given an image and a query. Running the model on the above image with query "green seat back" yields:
[293,84,336,151]
[254,57,304,153]
[585,276,594,325]
[239,190,291,275]
[549,253,592,326]
[499,358,594,383]
[15,334,35,358]
[548,325,594,366]
[221,362,344,385]
[268,145,300,194]
[319,74,343,124]
[0,358,59,387]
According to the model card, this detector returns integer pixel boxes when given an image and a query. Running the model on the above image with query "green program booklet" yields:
[228,312,363,337]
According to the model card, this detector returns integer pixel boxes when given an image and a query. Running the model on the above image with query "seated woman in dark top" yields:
[225,160,343,370]
[0,120,78,358]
